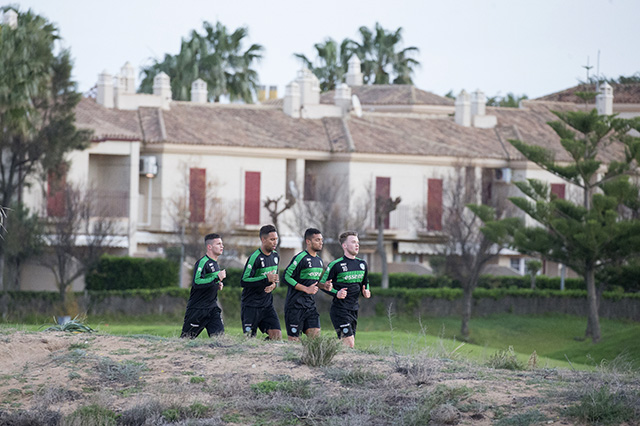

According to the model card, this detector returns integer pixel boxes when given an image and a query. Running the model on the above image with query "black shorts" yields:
[330,306,358,338]
[241,305,281,337]
[181,306,224,338]
[284,306,320,337]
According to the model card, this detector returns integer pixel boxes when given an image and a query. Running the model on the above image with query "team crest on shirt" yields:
[275,258,279,264]
[360,264,365,270]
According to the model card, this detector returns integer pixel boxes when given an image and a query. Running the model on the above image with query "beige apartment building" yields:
[18,58,630,291]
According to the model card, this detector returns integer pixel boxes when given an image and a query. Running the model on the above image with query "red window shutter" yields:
[244,171,261,225]
[375,177,391,229]
[189,168,206,223]
[47,169,67,217]
[550,183,565,200]
[427,178,443,231]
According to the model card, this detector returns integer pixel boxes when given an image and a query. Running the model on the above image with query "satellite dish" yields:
[288,180,299,199]
[351,94,363,118]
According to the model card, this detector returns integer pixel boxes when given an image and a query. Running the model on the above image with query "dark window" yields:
[304,172,316,201]
[550,183,565,200]
[47,167,67,217]
[375,177,391,229]
[189,168,206,223]
[427,178,443,231]
[244,171,261,225]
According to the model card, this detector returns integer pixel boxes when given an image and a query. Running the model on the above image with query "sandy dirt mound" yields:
[0,331,638,425]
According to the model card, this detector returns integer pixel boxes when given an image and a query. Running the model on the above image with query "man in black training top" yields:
[320,231,371,348]
[241,224,282,340]
[181,233,226,338]
[283,228,333,341]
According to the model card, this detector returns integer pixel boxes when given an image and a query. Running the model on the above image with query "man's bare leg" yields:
[305,328,320,338]
[341,335,355,348]
[267,329,282,340]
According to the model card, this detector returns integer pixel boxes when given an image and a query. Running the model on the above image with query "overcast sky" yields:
[10,0,640,100]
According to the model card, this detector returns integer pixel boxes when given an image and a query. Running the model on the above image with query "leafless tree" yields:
[166,165,232,261]
[288,176,373,258]
[42,184,119,307]
[264,195,295,250]
[375,195,401,289]
[430,164,513,339]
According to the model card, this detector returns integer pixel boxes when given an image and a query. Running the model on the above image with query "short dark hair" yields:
[304,228,322,241]
[204,233,221,247]
[339,231,357,245]
[260,224,277,239]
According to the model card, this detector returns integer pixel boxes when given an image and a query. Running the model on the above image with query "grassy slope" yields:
[3,313,638,371]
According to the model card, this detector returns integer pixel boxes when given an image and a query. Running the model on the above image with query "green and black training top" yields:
[283,250,324,310]
[185,255,222,311]
[320,256,369,311]
[241,248,279,308]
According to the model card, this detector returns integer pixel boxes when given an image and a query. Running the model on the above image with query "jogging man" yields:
[283,228,333,341]
[181,233,226,338]
[240,224,282,340]
[320,231,371,348]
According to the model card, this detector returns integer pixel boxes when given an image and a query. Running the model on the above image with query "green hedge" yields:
[476,275,584,291]
[85,256,179,290]
[366,272,585,290]
[83,287,639,301]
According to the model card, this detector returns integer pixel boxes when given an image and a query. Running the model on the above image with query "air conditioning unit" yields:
[494,167,512,183]
[139,156,158,177]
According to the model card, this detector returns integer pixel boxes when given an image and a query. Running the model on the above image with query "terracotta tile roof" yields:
[535,83,640,104]
[75,97,626,164]
[142,102,347,152]
[76,97,142,140]
[320,85,454,106]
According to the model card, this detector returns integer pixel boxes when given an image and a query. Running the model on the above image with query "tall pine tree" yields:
[507,110,640,342]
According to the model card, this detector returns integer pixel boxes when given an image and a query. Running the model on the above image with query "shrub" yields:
[486,346,525,370]
[301,334,341,367]
[251,376,313,398]
[95,357,146,386]
[119,400,164,426]
[567,385,639,425]
[323,367,385,386]
[495,409,548,426]
[85,255,179,290]
[395,354,437,385]
[0,409,61,426]
[64,404,117,426]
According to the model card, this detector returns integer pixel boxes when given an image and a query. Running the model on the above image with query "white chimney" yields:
[153,72,172,109]
[296,68,320,106]
[334,83,351,115]
[191,78,207,103]
[596,82,613,115]
[2,9,18,29]
[120,62,136,94]
[283,81,300,118]
[97,70,114,108]
[471,90,486,117]
[346,55,363,87]
[455,90,471,127]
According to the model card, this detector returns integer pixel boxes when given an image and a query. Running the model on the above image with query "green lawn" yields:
[3,313,638,371]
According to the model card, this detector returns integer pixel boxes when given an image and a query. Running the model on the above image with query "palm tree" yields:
[139,21,264,103]
[349,23,420,85]
[294,38,353,92]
